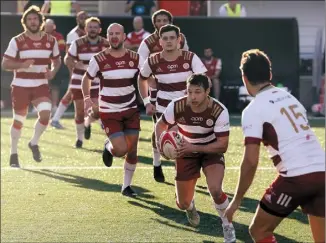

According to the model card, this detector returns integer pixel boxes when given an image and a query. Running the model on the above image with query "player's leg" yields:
[73,98,85,148]
[211,78,221,99]
[9,86,30,167]
[51,88,72,129]
[122,132,139,197]
[29,85,52,162]
[202,154,236,242]
[84,90,99,140]
[308,215,325,242]
[175,156,202,226]
[152,112,165,182]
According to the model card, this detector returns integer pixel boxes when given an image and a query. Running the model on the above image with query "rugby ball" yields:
[159,131,183,160]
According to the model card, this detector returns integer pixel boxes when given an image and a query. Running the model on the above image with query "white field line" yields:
[0,166,274,171]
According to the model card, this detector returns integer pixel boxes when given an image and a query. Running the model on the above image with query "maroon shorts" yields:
[260,171,325,217]
[71,88,99,101]
[175,153,225,181]
[100,108,140,138]
[11,84,51,111]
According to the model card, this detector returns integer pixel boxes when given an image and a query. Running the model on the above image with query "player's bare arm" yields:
[224,144,260,222]
[1,57,35,71]
[137,74,156,115]
[81,73,93,112]
[177,135,229,158]
[45,57,61,80]
[64,54,79,73]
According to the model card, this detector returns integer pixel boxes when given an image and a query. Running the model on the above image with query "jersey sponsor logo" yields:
[191,117,203,122]
[46,42,51,48]
[116,61,125,66]
[276,193,292,207]
[33,42,42,48]
[206,119,214,126]
[269,95,291,104]
[167,64,178,70]
[183,63,190,70]
[129,61,134,67]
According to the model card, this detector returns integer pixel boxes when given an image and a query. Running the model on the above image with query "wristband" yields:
[143,96,150,106]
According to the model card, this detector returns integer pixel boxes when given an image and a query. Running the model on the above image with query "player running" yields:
[224,49,325,243]
[50,11,88,129]
[65,17,109,148]
[137,9,189,183]
[155,73,236,243]
[82,23,142,197]
[2,6,61,167]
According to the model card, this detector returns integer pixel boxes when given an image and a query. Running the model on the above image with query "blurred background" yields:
[1,0,325,116]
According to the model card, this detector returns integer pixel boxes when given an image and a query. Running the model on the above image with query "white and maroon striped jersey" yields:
[242,85,325,177]
[68,36,110,90]
[66,26,85,46]
[4,32,60,87]
[126,29,150,47]
[202,57,222,79]
[139,50,207,114]
[162,96,230,144]
[86,49,143,113]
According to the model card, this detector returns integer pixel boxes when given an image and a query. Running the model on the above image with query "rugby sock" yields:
[257,235,277,243]
[84,116,96,128]
[214,192,231,225]
[186,199,194,211]
[10,124,22,154]
[122,161,136,190]
[75,120,84,141]
[105,140,114,155]
[30,120,48,146]
[153,148,161,166]
[52,101,69,121]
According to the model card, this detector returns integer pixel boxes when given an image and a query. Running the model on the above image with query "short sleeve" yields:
[52,39,60,59]
[162,101,175,125]
[191,54,208,74]
[214,108,230,137]
[216,59,222,70]
[68,40,77,58]
[137,40,150,66]
[66,32,78,45]
[86,56,99,80]
[4,38,18,60]
[139,58,152,79]
[138,55,145,69]
[241,107,263,145]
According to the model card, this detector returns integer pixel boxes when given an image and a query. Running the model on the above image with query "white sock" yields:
[84,116,96,128]
[10,125,21,154]
[76,122,84,141]
[52,102,68,121]
[214,197,231,225]
[30,120,47,146]
[186,199,194,211]
[122,161,136,190]
[153,148,161,166]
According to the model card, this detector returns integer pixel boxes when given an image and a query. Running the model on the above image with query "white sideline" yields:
[0,166,274,171]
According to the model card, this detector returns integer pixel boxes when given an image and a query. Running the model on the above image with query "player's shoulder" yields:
[173,96,188,113]
[126,49,139,60]
[92,49,108,63]
[181,50,195,60]
[148,52,161,65]
[13,32,27,43]
[67,26,78,35]
[209,97,228,118]
[75,36,88,46]
[144,32,158,44]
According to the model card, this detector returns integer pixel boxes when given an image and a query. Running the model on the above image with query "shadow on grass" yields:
[128,197,297,242]
[22,169,155,199]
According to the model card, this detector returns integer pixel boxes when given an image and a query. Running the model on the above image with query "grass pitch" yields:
[1,116,325,242]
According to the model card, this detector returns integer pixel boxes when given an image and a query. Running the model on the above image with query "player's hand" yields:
[21,59,35,68]
[223,199,241,223]
[145,103,156,116]
[44,68,55,80]
[84,97,93,114]
[177,139,193,158]
[74,61,84,69]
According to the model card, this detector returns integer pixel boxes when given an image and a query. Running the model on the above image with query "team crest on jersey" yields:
[129,61,134,67]
[46,42,51,48]
[183,63,190,70]
[90,46,99,52]
[206,119,214,127]
[177,117,186,124]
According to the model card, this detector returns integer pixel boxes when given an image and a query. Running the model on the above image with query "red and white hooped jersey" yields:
[4,32,60,87]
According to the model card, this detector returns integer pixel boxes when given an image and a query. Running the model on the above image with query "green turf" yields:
[1,117,324,242]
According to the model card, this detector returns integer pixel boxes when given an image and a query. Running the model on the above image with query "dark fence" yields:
[1,14,299,111]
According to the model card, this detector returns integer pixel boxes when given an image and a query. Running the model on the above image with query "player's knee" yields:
[12,120,24,130]
[176,199,191,210]
[126,152,138,164]
[249,222,269,241]
[12,113,26,129]
[210,188,223,202]
[111,144,128,157]
[38,110,51,124]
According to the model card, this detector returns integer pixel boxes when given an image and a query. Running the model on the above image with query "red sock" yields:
[257,235,277,243]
